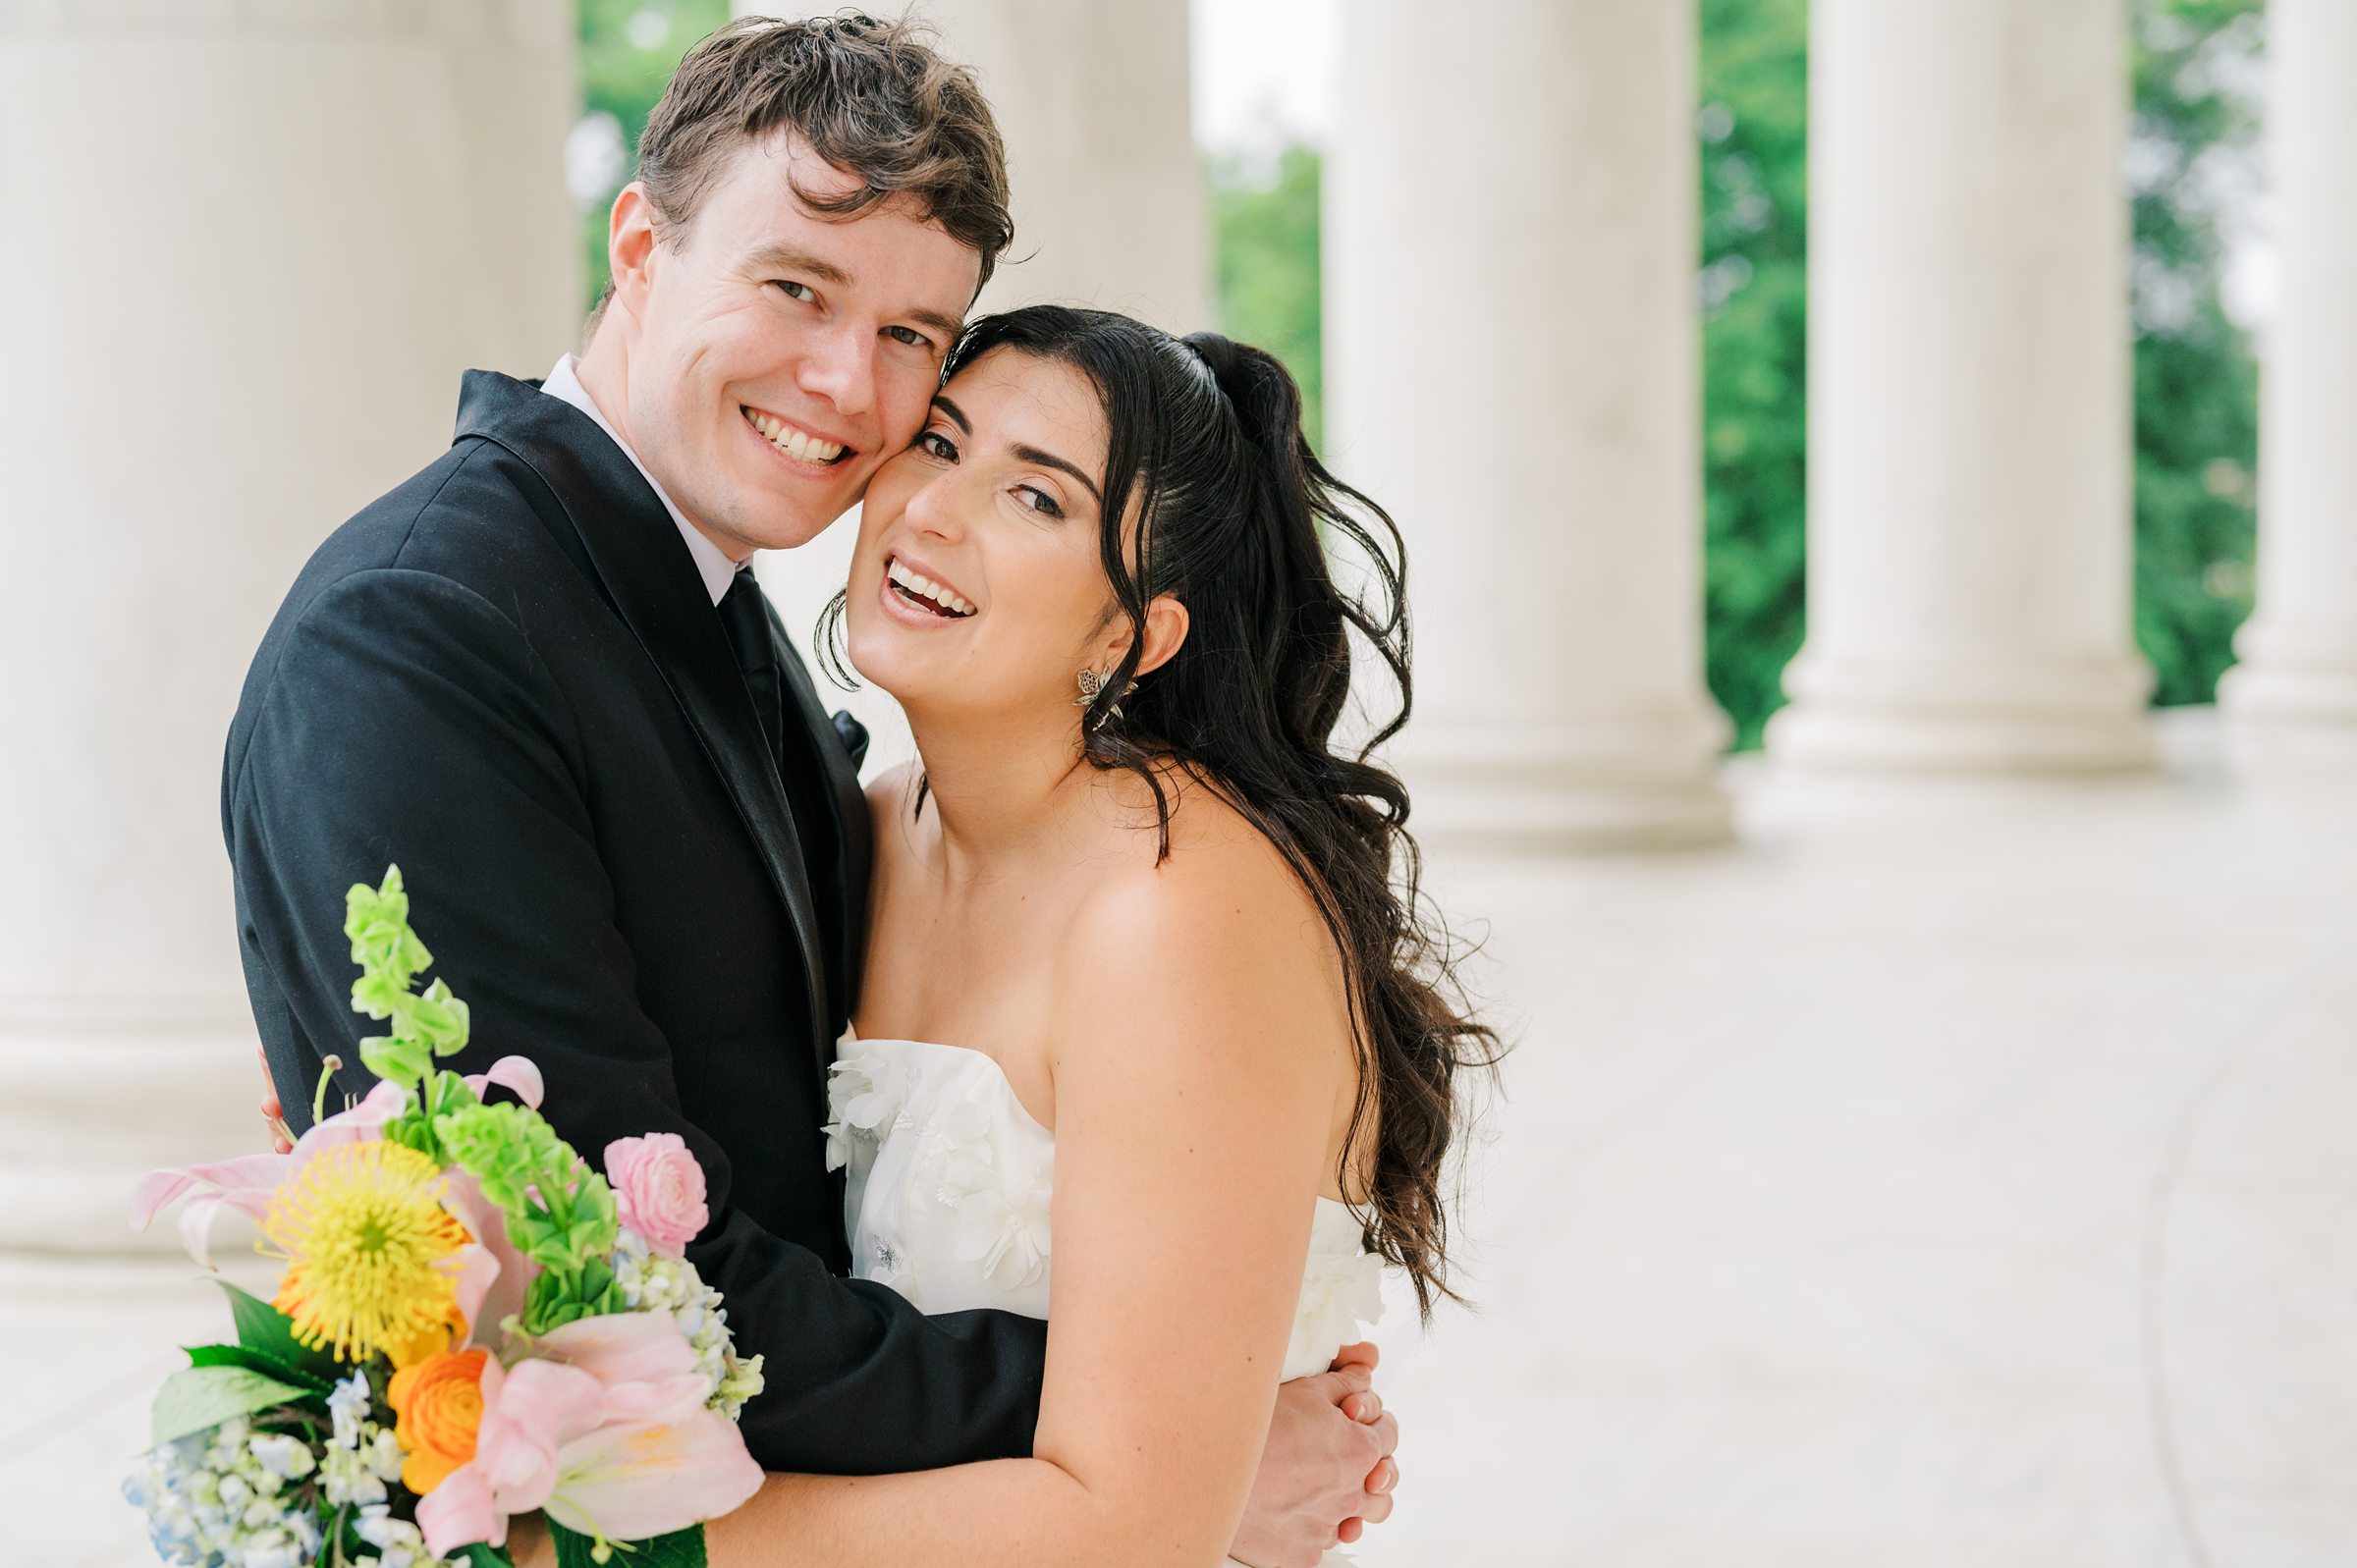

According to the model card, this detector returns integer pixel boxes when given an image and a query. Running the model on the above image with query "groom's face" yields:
[612,135,982,555]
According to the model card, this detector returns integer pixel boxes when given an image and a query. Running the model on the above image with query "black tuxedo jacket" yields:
[223,370,1046,1471]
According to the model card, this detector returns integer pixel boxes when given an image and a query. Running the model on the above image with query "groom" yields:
[225,13,1396,1563]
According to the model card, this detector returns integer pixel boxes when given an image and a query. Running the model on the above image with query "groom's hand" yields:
[1231,1340,1400,1568]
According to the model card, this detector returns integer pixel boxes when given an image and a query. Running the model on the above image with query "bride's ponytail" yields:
[910,307,1500,1317]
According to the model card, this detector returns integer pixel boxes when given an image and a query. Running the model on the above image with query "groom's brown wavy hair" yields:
[590,12,1013,324]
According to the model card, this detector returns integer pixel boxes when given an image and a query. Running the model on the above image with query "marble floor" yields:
[8,711,2354,1566]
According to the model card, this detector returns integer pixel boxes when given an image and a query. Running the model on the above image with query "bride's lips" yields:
[875,550,978,628]
[740,404,857,475]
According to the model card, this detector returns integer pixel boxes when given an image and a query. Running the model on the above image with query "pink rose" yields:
[603,1132,708,1257]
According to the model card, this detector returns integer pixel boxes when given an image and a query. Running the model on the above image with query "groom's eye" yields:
[770,280,815,303]
[883,325,933,350]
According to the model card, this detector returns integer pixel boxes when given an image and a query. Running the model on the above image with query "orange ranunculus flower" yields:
[387,1347,490,1494]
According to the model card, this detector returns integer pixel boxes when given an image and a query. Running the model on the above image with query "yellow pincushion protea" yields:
[261,1140,470,1364]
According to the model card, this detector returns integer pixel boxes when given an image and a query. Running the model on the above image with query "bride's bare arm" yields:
[702,856,1360,1568]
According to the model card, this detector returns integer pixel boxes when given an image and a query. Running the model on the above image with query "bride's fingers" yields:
[255,1047,292,1151]
[1317,1362,1374,1409]
[1330,1340,1380,1372]
[1336,1518,1365,1544]
[1363,1409,1399,1461]
[1343,1389,1383,1424]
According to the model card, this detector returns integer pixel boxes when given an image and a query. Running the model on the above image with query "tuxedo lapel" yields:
[766,605,873,1035]
[451,371,833,1054]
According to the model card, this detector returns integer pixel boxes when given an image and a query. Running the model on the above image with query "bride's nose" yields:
[902,467,970,544]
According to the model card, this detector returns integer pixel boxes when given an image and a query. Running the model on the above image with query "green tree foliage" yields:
[2129,0,2263,707]
[1698,0,1808,750]
[1210,145,1325,449]
[576,0,731,306]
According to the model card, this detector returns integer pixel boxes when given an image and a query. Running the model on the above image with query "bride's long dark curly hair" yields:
[827,304,1500,1314]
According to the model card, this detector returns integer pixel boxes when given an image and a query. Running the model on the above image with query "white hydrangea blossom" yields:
[318,1373,405,1510]
[352,1502,468,1568]
[121,1416,325,1568]
[327,1370,369,1450]
[612,1224,767,1418]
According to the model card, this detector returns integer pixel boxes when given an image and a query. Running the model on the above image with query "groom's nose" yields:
[795,321,878,420]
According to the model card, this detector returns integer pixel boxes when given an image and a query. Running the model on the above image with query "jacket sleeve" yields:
[225,566,1046,1472]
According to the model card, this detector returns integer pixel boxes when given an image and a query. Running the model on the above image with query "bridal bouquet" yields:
[126,869,765,1568]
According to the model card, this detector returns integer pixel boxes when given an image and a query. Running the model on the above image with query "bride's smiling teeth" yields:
[742,406,849,465]
[887,556,976,618]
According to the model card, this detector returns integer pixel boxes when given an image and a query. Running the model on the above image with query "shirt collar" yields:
[540,354,740,608]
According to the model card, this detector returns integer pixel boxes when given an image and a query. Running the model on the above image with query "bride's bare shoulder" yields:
[1065,767,1346,1025]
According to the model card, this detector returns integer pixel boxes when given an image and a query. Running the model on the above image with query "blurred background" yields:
[5,0,2354,1562]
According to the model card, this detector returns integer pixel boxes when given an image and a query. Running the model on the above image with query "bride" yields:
[562,305,1489,1568]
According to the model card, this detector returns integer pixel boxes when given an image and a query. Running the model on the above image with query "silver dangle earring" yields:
[1075,666,1128,725]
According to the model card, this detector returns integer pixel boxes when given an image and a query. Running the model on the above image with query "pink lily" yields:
[465,1054,545,1109]
[128,1079,410,1266]
[439,1169,538,1354]
[130,1056,546,1349]
[417,1313,762,1555]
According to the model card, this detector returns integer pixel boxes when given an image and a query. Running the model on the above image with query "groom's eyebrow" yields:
[748,243,962,340]
[747,242,849,285]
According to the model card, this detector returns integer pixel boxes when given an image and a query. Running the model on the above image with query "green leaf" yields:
[454,1544,518,1568]
[150,1364,312,1446]
[184,1342,333,1397]
[550,1521,707,1568]
[219,1280,343,1385]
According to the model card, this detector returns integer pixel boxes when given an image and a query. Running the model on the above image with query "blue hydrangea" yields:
[121,1418,325,1568]
[613,1224,766,1417]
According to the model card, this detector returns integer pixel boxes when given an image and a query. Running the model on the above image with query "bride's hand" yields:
[1231,1341,1401,1568]
[1327,1341,1400,1546]
[256,1048,292,1154]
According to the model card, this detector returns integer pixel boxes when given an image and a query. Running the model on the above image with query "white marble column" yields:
[1323,0,1732,849]
[2220,0,2357,769]
[1767,0,2153,775]
[0,1,580,1250]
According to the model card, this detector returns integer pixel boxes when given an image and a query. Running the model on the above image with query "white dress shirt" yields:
[539,354,740,607]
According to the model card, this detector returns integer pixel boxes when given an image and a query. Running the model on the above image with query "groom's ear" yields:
[607,183,661,317]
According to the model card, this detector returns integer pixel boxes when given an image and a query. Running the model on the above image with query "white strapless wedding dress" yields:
[823,1036,1386,1566]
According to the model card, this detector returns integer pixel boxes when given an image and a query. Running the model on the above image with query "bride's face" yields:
[845,348,1124,725]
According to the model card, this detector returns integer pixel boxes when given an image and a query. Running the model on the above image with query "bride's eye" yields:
[915,429,958,461]
[1014,485,1064,519]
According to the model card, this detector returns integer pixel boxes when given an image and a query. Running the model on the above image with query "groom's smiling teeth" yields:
[742,406,849,465]
[887,557,976,618]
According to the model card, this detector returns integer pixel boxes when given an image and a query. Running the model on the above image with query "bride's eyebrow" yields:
[1012,444,1102,505]
[933,394,1102,503]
